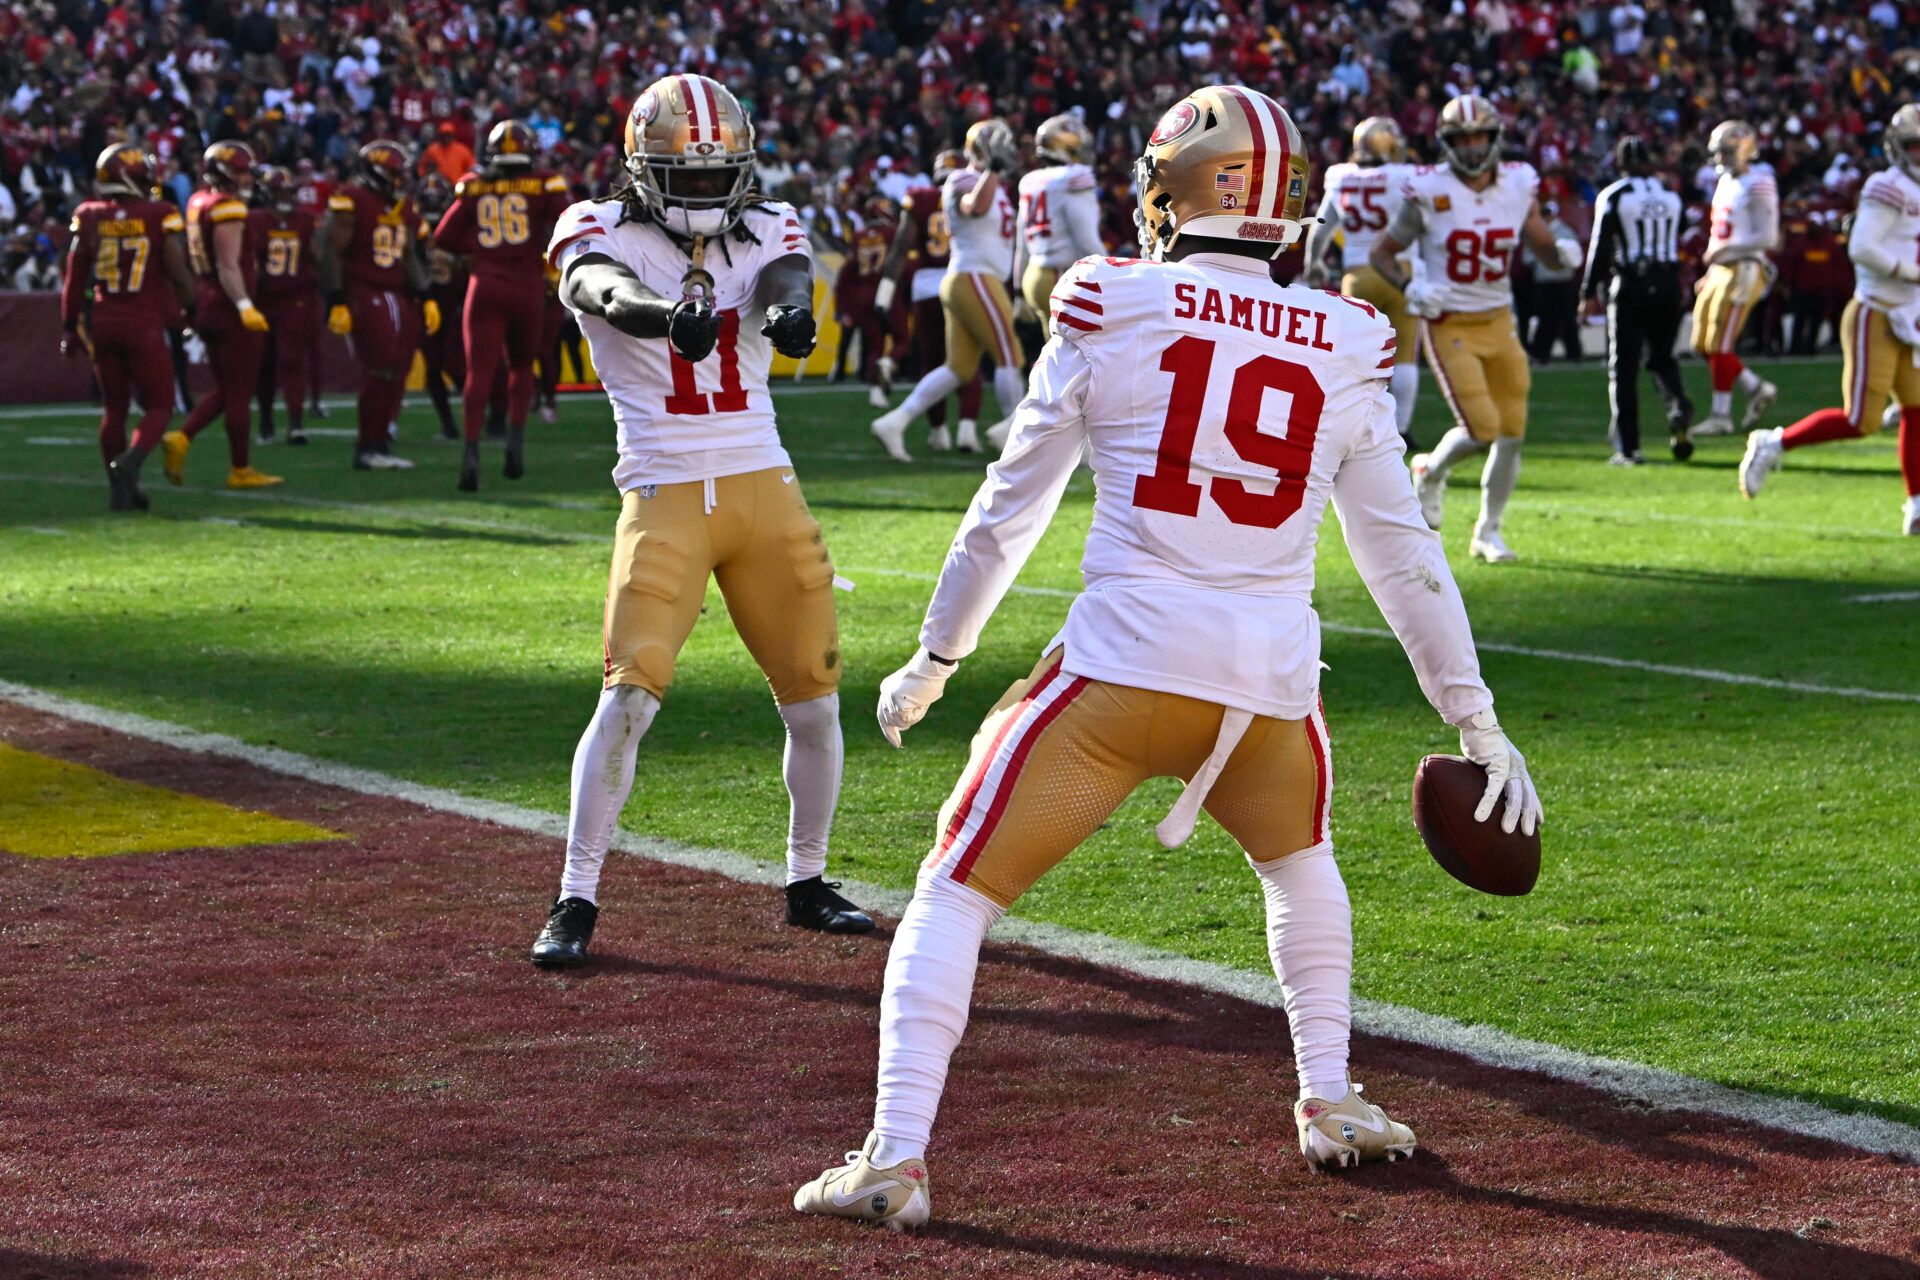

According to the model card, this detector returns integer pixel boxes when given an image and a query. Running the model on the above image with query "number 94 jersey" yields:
[1396,161,1539,314]
[327,183,422,291]
[547,197,812,490]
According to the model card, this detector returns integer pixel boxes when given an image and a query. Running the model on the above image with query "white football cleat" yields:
[539,403,558,425]
[356,451,415,471]
[794,1132,931,1230]
[1409,453,1445,530]
[1739,427,1784,499]
[868,384,889,410]
[982,418,1010,452]
[1294,1084,1417,1171]
[876,355,896,389]
[870,410,913,464]
[1692,413,1736,438]
[1469,524,1517,563]
[1904,496,1920,536]
[956,419,981,453]
[926,425,953,452]
[1884,401,1903,436]
[1740,378,1779,431]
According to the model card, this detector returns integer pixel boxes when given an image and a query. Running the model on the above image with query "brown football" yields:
[1412,755,1541,896]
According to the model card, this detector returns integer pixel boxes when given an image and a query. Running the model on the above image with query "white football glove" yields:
[1401,277,1440,318]
[877,646,959,747]
[1456,709,1543,836]
[1554,237,1585,272]
[874,276,897,314]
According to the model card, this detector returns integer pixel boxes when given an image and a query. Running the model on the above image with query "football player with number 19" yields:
[528,74,872,969]
[795,85,1542,1228]
[1370,94,1585,563]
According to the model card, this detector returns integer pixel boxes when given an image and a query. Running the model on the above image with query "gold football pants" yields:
[1419,307,1530,440]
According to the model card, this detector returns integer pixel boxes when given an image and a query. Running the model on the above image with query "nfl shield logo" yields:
[640,484,658,499]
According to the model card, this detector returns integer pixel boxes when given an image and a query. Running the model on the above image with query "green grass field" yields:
[4,354,1916,1128]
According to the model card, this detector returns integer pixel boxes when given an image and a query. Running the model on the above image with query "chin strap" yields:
[680,234,715,303]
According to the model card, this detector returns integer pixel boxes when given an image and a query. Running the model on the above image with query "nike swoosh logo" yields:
[831,1178,898,1207]
[782,473,796,484]
[1336,1111,1387,1134]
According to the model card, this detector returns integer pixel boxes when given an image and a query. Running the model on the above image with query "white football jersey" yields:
[1017,163,1101,268]
[1396,162,1539,313]
[1853,169,1920,311]
[1323,161,1411,272]
[547,199,809,490]
[943,168,1016,277]
[1708,165,1779,263]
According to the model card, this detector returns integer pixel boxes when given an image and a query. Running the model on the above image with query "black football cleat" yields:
[287,426,308,447]
[503,425,525,480]
[785,877,875,934]
[458,442,481,492]
[530,895,598,967]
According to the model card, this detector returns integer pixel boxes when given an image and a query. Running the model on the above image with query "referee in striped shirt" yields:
[1583,137,1693,463]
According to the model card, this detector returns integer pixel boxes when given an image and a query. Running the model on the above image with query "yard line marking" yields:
[849,567,1920,705]
[1848,590,1920,604]
[16,526,69,537]
[2,675,1914,1161]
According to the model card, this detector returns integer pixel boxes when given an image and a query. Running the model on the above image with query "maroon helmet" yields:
[257,164,296,211]
[359,140,411,198]
[203,140,256,194]
[417,170,454,218]
[486,119,538,169]
[95,143,157,199]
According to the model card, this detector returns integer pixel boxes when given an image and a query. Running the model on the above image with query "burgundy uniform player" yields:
[60,143,195,510]
[837,195,898,410]
[875,150,983,452]
[431,119,570,490]
[417,171,469,440]
[164,141,283,490]
[251,166,320,446]
[321,140,440,471]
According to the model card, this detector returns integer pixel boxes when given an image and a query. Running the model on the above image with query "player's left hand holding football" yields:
[763,304,817,359]
[1457,709,1542,836]
[877,647,958,747]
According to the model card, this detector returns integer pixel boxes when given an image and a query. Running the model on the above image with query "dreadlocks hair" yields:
[601,177,781,266]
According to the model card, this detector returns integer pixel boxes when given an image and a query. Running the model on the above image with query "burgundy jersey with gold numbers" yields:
[433,170,570,286]
[328,183,419,291]
[186,185,258,318]
[62,196,183,326]
[251,206,317,304]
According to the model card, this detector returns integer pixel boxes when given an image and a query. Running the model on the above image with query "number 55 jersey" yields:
[921,253,1492,723]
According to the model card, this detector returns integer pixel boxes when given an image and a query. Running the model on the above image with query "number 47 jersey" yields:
[921,253,1492,722]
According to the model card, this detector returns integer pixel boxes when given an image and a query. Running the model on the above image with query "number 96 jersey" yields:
[547,197,812,490]
[1394,161,1539,314]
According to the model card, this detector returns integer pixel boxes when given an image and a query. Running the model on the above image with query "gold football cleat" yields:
[161,431,190,485]
[794,1132,931,1230]
[226,466,284,489]
[1294,1084,1417,1170]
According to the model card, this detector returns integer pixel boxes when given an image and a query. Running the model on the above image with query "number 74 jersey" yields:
[1396,161,1540,313]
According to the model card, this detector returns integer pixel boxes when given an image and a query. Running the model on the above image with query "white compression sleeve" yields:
[1478,437,1522,533]
[894,364,963,422]
[1425,425,1486,480]
[872,873,1006,1161]
[1389,363,1420,436]
[558,685,660,903]
[777,693,842,884]
[1247,843,1353,1099]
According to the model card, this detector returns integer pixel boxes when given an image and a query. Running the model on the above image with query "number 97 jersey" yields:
[1396,162,1539,314]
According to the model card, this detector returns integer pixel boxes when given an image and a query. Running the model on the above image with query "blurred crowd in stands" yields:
[6,0,1920,357]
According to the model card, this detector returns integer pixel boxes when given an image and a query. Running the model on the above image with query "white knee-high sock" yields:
[895,365,963,422]
[777,693,842,884]
[1478,438,1522,532]
[1425,425,1486,480]
[991,363,1027,421]
[1735,367,1763,395]
[558,686,660,903]
[1390,363,1420,437]
[871,873,1005,1164]
[1247,843,1353,1101]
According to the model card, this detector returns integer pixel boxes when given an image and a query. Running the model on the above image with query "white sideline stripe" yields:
[1848,590,1920,604]
[849,568,1920,705]
[1,674,1914,1161]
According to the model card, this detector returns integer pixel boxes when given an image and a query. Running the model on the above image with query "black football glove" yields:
[667,299,721,362]
[762,303,818,359]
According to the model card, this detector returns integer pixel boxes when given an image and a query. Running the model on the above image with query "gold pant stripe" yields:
[941,271,1023,381]
[1840,297,1920,430]
[1691,261,1770,356]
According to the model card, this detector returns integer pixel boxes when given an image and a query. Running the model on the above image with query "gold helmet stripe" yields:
[1220,86,1291,220]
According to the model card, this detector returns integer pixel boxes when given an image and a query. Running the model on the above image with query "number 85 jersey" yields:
[922,253,1448,720]
[547,197,811,490]
[1394,161,1539,313]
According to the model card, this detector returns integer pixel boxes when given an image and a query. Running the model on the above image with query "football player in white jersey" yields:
[795,84,1541,1228]
[1369,93,1585,563]
[1305,116,1422,446]
[1013,113,1104,337]
[871,118,1027,461]
[528,74,872,967]
[1740,106,1920,531]
[1691,120,1781,437]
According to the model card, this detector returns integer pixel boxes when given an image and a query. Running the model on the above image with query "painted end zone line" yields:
[2,677,1914,1162]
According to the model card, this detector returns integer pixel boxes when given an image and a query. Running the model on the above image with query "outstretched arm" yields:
[756,252,818,358]
[1303,188,1341,286]
[561,250,719,358]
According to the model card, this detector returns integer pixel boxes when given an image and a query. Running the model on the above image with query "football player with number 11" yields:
[796,84,1541,1228]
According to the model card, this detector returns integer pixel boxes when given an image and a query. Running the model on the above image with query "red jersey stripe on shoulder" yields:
[1051,310,1100,332]
[1327,292,1378,319]
[1061,294,1102,314]
[1072,278,1102,291]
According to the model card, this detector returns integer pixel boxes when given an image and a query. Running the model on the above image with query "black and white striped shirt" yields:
[1582,175,1682,296]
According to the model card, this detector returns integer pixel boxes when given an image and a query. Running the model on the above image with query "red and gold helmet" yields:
[1134,85,1310,261]
[95,143,156,199]
[1352,116,1407,166]
[1034,113,1093,166]
[487,119,538,169]
[203,140,256,195]
[359,140,411,198]
[864,193,897,223]
[255,164,295,210]
[622,74,755,238]
[1891,105,1920,184]
[417,171,454,218]
[963,118,1016,171]
[1708,120,1758,177]
[1438,94,1504,178]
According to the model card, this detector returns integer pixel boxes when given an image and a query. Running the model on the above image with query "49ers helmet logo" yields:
[634,90,659,127]
[1149,101,1199,147]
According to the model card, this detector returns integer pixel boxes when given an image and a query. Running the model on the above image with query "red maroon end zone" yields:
[1,699,1916,1280]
